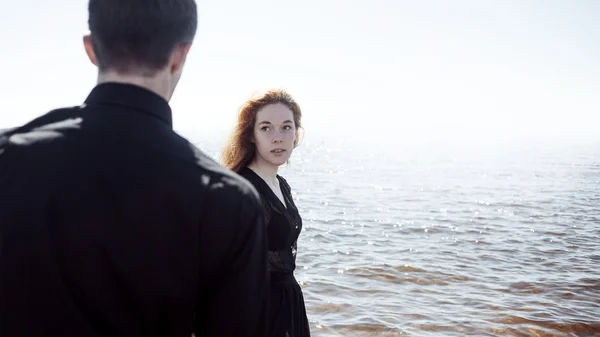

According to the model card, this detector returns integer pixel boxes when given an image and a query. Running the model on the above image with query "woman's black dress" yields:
[239,167,311,337]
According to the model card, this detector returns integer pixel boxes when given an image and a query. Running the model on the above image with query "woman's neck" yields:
[248,158,279,186]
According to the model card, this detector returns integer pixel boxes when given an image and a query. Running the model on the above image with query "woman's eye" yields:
[261,126,270,131]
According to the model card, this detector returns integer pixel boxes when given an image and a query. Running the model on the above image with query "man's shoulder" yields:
[184,141,261,206]
[0,107,85,150]
[3,105,82,130]
[18,106,84,128]
[0,127,18,146]
[0,127,18,136]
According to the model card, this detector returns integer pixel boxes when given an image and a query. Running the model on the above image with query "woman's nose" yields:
[272,131,284,143]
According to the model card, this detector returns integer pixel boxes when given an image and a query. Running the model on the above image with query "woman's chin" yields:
[257,151,291,168]
[270,159,289,167]
[266,156,290,167]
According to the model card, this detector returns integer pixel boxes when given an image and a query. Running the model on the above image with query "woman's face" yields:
[252,103,297,168]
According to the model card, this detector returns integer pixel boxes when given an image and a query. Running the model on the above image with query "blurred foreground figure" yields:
[0,1,269,336]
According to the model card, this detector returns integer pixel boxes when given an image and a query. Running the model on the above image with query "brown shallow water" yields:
[199,135,600,336]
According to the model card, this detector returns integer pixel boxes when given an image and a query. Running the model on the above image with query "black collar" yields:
[84,82,173,126]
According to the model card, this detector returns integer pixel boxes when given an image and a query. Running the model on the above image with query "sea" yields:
[193,133,600,337]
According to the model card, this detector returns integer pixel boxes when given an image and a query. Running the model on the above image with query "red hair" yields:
[221,89,303,173]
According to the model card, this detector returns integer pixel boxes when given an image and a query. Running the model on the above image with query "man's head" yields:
[83,0,197,100]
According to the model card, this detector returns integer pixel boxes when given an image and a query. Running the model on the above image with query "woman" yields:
[221,89,310,337]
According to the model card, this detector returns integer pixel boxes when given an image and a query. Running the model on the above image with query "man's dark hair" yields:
[88,0,197,74]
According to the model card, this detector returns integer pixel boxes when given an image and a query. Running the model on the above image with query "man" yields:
[0,1,269,337]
